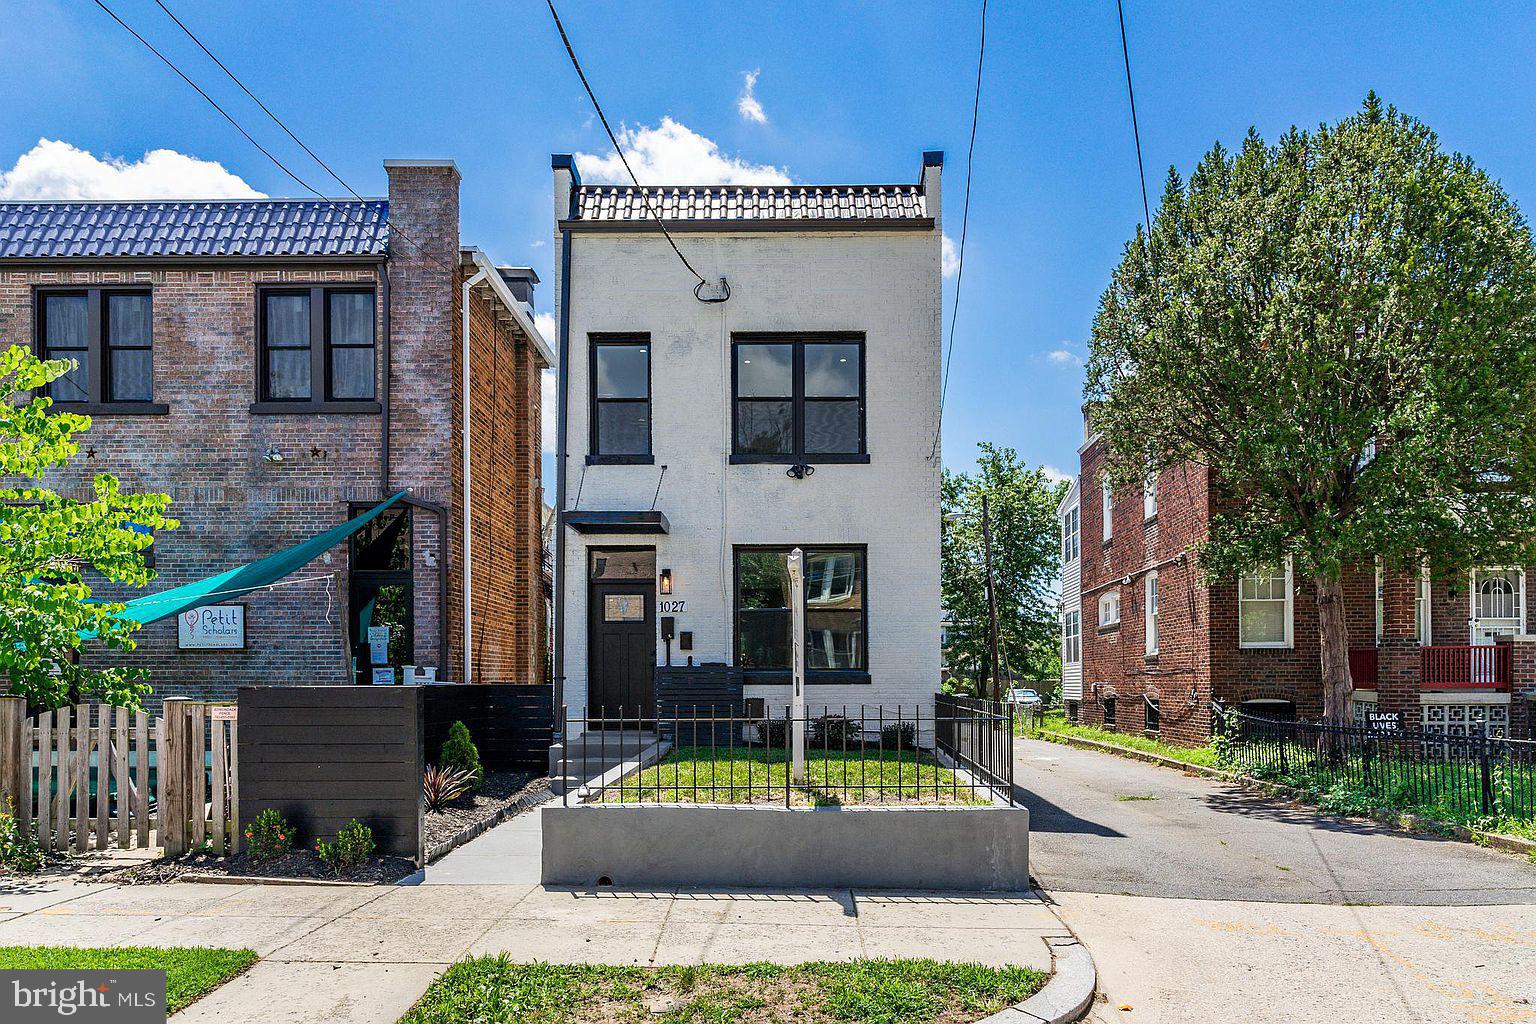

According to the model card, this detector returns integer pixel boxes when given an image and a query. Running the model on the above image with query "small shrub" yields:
[880,722,917,751]
[756,717,789,748]
[315,820,375,876]
[423,764,476,812]
[244,808,293,862]
[440,721,482,791]
[809,714,860,750]
[0,798,42,874]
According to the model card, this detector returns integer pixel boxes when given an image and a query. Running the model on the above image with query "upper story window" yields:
[1102,478,1113,541]
[732,335,865,463]
[36,288,157,407]
[1143,473,1158,521]
[590,336,651,463]
[1062,506,1079,563]
[1145,572,1159,655]
[258,287,376,409]
[1098,590,1120,629]
[1239,562,1293,648]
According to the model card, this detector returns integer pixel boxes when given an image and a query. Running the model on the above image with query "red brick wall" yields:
[1077,446,1213,744]
[0,162,546,707]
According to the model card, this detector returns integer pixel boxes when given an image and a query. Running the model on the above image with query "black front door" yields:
[588,579,655,719]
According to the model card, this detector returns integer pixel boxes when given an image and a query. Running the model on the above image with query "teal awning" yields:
[83,491,408,638]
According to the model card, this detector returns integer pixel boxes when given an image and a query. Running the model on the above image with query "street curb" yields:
[179,872,373,887]
[975,934,1097,1024]
[1035,729,1536,858]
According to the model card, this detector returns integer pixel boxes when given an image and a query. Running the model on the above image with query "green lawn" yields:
[606,746,989,805]
[399,959,1047,1024]
[0,946,258,1014]
[1027,711,1223,768]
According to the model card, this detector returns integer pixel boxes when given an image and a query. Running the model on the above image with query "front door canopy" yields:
[564,510,670,535]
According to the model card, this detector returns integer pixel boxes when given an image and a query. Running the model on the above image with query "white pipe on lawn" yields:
[789,547,806,785]
[462,267,489,684]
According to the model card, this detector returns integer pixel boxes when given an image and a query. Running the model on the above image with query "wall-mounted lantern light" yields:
[659,568,673,595]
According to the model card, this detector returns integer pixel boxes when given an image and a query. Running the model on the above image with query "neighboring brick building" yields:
[0,161,553,706]
[1062,411,1534,744]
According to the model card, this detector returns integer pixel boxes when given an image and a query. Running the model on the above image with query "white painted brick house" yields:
[550,153,944,726]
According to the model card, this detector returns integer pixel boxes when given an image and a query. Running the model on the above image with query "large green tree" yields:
[942,443,1065,695]
[0,345,176,709]
[1086,95,1536,723]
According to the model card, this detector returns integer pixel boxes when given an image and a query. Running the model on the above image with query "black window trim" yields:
[587,333,654,465]
[33,285,168,414]
[732,543,872,686]
[252,284,380,414]
[730,332,869,465]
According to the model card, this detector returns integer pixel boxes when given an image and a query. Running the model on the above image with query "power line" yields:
[1116,0,1153,236]
[929,0,987,463]
[92,0,456,275]
[543,0,727,303]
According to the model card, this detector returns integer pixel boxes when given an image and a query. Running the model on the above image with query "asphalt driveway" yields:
[1015,735,1536,905]
[1016,737,1536,1024]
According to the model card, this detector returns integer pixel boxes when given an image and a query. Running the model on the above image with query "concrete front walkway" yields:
[0,874,1069,1024]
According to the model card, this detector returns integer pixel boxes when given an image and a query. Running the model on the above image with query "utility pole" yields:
[980,493,1003,703]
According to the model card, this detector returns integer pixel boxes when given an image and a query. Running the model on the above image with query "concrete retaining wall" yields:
[541,804,1029,891]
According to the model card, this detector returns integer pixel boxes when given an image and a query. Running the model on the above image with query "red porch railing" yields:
[1347,648,1378,690]
[1419,644,1511,691]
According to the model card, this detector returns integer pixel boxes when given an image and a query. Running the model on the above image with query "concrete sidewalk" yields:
[0,877,1071,1023]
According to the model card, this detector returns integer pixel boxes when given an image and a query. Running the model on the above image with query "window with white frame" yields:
[1143,474,1158,521]
[1239,563,1293,648]
[1144,572,1159,655]
[1416,567,1431,645]
[1101,478,1113,541]
[1062,610,1081,665]
[1375,559,1384,643]
[1099,589,1120,629]
[1062,506,1079,563]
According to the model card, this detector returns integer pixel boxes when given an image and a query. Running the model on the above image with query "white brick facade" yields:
[553,156,943,719]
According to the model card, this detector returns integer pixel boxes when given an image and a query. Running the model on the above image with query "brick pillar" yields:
[1376,569,1420,729]
[1509,634,1536,739]
[384,160,460,679]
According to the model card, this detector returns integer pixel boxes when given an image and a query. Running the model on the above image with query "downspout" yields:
[379,258,392,495]
[553,227,572,717]
[462,266,490,684]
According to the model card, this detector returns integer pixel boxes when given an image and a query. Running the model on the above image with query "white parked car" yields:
[1006,688,1043,707]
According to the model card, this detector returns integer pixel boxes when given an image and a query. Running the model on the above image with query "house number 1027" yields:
[659,600,686,613]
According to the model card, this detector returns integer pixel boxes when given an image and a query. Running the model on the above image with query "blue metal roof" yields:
[0,199,389,259]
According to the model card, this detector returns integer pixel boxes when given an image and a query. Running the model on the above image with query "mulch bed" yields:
[423,770,547,853]
[106,770,549,885]
[112,848,417,885]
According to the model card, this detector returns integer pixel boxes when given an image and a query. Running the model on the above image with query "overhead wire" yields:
[929,0,987,463]
[543,0,728,303]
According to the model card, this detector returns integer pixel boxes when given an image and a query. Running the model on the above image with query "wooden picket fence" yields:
[0,696,238,857]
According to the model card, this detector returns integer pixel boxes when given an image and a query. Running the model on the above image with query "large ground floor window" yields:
[734,546,867,673]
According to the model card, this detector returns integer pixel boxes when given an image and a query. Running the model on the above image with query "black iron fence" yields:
[558,699,1015,806]
[1214,708,1536,822]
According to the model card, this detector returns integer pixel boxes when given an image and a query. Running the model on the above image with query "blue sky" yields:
[4,1,1535,489]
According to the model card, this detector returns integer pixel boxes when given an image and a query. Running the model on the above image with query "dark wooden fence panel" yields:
[422,684,554,771]
[237,686,423,861]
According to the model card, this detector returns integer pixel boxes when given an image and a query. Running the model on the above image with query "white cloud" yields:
[1042,464,1072,485]
[1046,348,1083,367]
[0,139,264,200]
[535,312,558,453]
[941,233,961,278]
[574,117,789,185]
[737,69,767,124]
